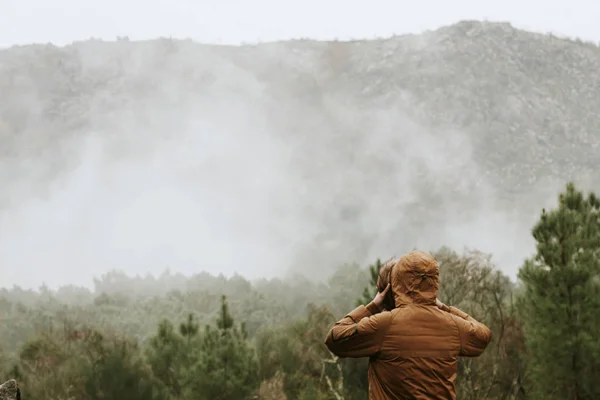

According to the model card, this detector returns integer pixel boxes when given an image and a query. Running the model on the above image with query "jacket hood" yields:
[377,251,439,308]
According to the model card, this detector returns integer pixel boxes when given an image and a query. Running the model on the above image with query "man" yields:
[324,250,492,400]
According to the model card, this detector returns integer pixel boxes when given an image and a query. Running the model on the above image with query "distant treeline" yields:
[1,182,599,399]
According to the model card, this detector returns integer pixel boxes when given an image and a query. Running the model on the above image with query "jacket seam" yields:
[377,311,394,354]
[330,325,359,343]
[450,314,464,353]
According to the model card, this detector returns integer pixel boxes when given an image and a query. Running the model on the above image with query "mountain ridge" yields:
[1,20,599,286]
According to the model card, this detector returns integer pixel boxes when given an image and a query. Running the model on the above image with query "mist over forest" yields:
[3,20,599,290]
[1,19,600,400]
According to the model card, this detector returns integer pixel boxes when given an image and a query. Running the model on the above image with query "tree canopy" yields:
[1,183,599,399]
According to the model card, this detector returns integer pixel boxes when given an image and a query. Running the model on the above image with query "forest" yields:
[0,182,599,400]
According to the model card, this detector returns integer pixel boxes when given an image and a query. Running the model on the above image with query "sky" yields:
[1,0,600,47]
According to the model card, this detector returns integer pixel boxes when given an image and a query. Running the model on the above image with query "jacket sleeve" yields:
[441,304,492,357]
[324,302,392,358]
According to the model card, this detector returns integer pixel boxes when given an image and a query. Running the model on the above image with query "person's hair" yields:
[376,257,397,311]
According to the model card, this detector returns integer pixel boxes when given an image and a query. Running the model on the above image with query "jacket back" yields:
[325,251,492,399]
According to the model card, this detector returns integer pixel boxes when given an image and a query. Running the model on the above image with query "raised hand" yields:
[372,283,391,310]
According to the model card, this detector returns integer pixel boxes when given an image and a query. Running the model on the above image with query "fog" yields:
[0,38,551,290]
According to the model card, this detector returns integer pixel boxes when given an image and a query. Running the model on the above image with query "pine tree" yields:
[216,295,234,331]
[146,319,187,397]
[81,333,159,400]
[186,295,259,399]
[518,182,600,400]
[179,313,199,344]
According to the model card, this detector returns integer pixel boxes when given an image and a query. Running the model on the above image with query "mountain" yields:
[1,20,599,286]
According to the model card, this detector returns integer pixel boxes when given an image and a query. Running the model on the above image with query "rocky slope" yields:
[1,20,598,280]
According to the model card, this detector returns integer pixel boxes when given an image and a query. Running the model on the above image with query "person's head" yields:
[377,250,439,309]
[375,257,397,311]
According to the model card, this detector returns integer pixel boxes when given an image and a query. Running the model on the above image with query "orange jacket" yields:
[325,251,492,399]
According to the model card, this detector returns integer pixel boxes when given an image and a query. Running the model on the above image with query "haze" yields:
[1,1,594,290]
[2,0,600,46]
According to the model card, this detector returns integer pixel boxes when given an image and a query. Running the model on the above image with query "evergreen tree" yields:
[146,319,188,398]
[80,332,159,400]
[179,313,200,343]
[16,328,159,400]
[186,295,259,400]
[518,182,600,400]
[216,295,234,331]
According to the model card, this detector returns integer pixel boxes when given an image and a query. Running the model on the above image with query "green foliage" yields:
[436,248,526,399]
[13,327,159,400]
[145,296,259,400]
[145,319,188,397]
[518,183,600,400]
[80,333,159,400]
[256,304,338,399]
[0,251,525,400]
[3,183,600,400]
[187,296,259,400]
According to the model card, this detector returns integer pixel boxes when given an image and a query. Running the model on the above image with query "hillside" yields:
[1,20,599,285]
